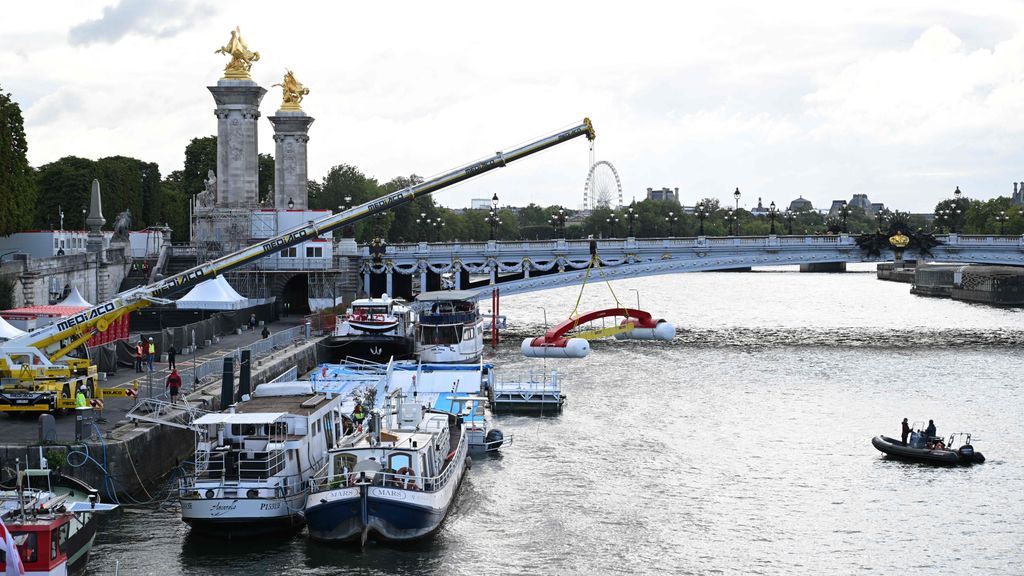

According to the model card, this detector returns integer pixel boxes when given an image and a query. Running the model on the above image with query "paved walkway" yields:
[1,317,305,445]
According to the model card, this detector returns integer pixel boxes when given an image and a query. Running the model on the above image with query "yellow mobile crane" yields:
[0,119,596,413]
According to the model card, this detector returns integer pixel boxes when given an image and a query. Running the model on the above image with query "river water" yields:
[87,265,1024,575]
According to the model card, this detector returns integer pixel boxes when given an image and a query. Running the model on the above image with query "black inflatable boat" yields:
[872,434,985,465]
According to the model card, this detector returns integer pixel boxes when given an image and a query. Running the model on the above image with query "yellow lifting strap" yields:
[566,251,631,334]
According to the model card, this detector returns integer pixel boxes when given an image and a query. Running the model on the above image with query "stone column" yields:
[268,112,315,210]
[208,80,267,208]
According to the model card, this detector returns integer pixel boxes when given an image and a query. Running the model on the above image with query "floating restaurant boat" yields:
[1,460,117,575]
[179,382,348,536]
[872,432,985,465]
[305,389,469,546]
[318,294,416,364]
[414,290,484,364]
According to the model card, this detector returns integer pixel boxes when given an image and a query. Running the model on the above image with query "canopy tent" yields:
[59,286,92,307]
[0,314,26,339]
[176,278,247,310]
[216,276,246,301]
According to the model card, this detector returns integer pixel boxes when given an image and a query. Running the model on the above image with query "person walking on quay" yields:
[146,337,156,371]
[901,418,911,444]
[167,344,177,370]
[925,420,937,440]
[262,325,270,339]
[166,368,182,405]
[249,313,257,330]
[135,340,144,373]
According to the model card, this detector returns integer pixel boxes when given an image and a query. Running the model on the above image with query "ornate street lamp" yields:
[695,203,710,236]
[839,201,851,233]
[665,211,679,237]
[433,218,445,242]
[626,202,638,237]
[606,214,620,237]
[733,187,741,211]
[287,197,295,210]
[724,209,737,236]
[875,208,889,230]
[995,210,1009,235]
[953,186,962,202]
[784,208,796,235]
[767,201,779,235]
[548,208,567,238]
[416,213,432,241]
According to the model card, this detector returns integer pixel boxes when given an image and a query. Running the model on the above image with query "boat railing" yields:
[190,447,287,482]
[311,433,467,495]
[419,311,479,325]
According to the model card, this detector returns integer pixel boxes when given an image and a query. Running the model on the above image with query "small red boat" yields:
[1,464,116,575]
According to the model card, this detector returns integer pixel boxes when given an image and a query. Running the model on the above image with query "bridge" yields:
[357,234,1024,298]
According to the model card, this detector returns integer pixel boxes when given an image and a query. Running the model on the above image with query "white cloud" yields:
[3,0,1024,213]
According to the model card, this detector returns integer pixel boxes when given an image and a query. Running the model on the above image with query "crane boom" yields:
[2,119,595,357]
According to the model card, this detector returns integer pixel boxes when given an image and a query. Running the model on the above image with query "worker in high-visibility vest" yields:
[146,337,156,371]
[75,385,89,409]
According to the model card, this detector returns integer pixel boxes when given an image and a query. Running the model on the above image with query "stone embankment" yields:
[879,262,1024,305]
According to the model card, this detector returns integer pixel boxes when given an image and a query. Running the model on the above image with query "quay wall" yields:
[0,338,322,498]
[876,263,914,283]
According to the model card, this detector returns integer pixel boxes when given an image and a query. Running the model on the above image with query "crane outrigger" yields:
[0,119,596,412]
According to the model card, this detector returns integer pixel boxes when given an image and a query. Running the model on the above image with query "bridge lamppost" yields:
[934,209,949,233]
[548,208,567,238]
[995,210,1009,235]
[695,203,710,236]
[734,187,741,211]
[626,202,638,237]
[606,214,620,238]
[767,201,779,235]
[338,195,353,237]
[665,211,679,237]
[724,210,737,236]
[783,208,796,235]
[416,213,431,241]
[838,201,851,233]
[486,193,501,240]
[433,218,445,242]
[875,208,889,231]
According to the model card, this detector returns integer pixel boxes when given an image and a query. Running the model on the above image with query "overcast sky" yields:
[4,1,1024,212]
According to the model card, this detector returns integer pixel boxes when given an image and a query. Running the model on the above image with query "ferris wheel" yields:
[584,161,622,210]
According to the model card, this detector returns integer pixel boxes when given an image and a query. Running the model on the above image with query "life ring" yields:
[395,467,418,490]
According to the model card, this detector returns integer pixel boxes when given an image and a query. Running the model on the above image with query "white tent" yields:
[59,286,92,307]
[176,278,246,310]
[0,315,26,340]
[216,276,246,301]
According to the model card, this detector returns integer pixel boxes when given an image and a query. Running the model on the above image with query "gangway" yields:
[491,369,565,414]
[125,392,212,431]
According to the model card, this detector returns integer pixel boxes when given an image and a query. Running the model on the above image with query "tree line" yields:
[2,85,1022,241]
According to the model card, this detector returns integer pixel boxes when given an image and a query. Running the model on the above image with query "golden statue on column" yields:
[215,26,260,79]
[272,70,310,111]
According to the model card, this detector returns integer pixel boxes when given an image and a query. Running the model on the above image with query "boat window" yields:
[12,531,37,564]
[462,327,475,340]
[50,528,58,560]
[333,453,357,475]
[389,453,412,472]
[231,424,258,436]
[418,325,461,345]
[58,523,68,553]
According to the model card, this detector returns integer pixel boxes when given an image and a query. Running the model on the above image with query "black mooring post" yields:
[220,356,235,410]
[238,350,251,401]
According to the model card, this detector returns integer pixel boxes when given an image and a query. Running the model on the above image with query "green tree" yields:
[182,136,217,196]
[0,86,37,235]
[35,156,94,229]
[159,171,190,241]
[258,153,274,204]
[312,164,380,241]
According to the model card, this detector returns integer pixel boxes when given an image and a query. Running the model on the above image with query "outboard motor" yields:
[485,429,504,451]
[957,444,975,464]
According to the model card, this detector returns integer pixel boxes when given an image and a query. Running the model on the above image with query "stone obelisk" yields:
[268,70,314,210]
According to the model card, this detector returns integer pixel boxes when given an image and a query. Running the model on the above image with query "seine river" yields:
[87,265,1024,575]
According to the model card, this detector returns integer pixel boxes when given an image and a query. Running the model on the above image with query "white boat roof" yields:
[193,412,287,425]
[415,290,480,302]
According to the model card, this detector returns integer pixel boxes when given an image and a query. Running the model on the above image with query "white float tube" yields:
[521,337,590,358]
[614,320,676,341]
